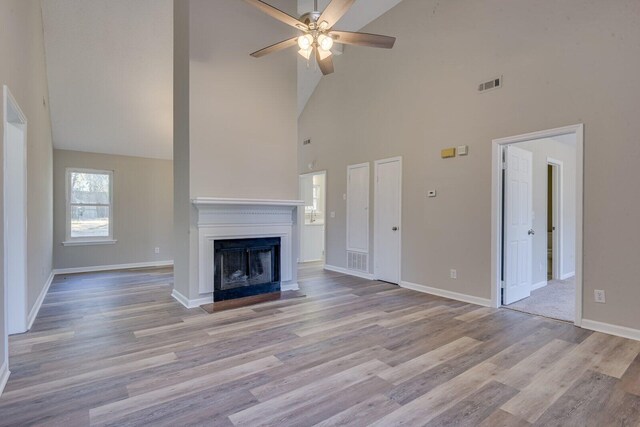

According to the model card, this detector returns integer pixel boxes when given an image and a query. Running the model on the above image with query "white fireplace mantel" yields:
[192,197,304,299]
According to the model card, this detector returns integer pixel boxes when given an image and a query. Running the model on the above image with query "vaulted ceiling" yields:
[40,0,400,159]
[42,0,173,159]
[297,0,403,116]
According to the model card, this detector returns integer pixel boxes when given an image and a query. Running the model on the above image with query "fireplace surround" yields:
[191,197,303,304]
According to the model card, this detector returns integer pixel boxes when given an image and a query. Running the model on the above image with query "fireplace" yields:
[214,237,281,301]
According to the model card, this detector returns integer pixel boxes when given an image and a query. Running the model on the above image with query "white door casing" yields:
[503,145,533,305]
[3,85,29,339]
[374,157,402,284]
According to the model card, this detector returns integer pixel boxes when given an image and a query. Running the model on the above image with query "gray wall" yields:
[174,0,299,300]
[299,0,640,330]
[516,136,576,285]
[0,0,54,371]
[53,149,173,270]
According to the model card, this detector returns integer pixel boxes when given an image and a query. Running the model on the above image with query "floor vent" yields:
[347,251,368,273]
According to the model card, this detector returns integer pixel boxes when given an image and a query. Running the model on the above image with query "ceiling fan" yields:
[245,0,396,75]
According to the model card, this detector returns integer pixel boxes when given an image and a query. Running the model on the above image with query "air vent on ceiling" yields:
[478,76,502,93]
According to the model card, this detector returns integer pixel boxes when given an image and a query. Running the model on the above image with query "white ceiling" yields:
[297,0,403,116]
[42,0,173,160]
[40,0,400,159]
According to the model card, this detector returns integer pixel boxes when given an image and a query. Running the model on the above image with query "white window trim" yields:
[63,167,116,246]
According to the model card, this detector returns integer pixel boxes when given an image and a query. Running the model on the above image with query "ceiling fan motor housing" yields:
[299,11,321,28]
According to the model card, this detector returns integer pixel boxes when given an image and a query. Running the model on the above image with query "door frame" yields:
[298,170,327,263]
[491,124,583,326]
[547,158,563,280]
[3,85,29,368]
[373,156,402,283]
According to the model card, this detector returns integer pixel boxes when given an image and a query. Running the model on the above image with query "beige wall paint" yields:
[53,150,173,270]
[188,0,298,200]
[0,0,54,368]
[299,0,640,330]
[516,136,576,285]
[174,0,299,300]
[173,0,193,300]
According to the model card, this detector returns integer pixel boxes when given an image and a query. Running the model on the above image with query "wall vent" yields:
[347,251,368,273]
[478,76,502,93]
[303,138,311,145]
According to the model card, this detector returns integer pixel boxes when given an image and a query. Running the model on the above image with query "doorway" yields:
[3,85,29,345]
[374,157,402,284]
[299,171,326,263]
[491,125,583,324]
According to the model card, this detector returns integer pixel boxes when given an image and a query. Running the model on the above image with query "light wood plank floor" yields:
[1,264,640,426]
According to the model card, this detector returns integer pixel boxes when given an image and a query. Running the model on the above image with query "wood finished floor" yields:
[2,264,640,426]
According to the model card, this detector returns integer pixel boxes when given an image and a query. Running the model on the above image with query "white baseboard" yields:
[324,264,374,280]
[27,271,55,330]
[400,280,492,308]
[581,319,640,342]
[281,282,300,291]
[0,361,9,397]
[53,260,174,275]
[531,280,548,291]
[561,271,576,280]
[171,289,212,309]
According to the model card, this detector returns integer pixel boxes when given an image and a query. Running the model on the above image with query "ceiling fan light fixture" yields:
[317,47,332,61]
[317,33,334,51]
[297,34,314,50]
[298,47,314,60]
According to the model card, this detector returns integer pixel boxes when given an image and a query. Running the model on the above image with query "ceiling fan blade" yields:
[331,31,396,49]
[250,37,299,58]
[244,0,308,30]
[317,0,355,29]
[316,49,334,75]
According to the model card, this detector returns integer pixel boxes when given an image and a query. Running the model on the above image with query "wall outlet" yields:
[450,269,457,279]
[594,289,606,303]
[154,247,160,254]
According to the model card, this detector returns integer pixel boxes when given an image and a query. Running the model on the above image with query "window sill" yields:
[62,239,117,247]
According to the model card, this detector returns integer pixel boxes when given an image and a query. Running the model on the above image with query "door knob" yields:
[528,229,535,235]
[392,226,399,231]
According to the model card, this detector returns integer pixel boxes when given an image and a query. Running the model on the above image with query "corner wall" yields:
[0,0,54,381]
[52,149,174,270]
[298,0,640,331]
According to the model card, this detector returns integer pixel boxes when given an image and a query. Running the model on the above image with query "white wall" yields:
[0,0,54,381]
[516,136,576,285]
[299,0,640,331]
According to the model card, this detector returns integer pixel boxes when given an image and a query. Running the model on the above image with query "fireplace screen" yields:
[214,237,281,300]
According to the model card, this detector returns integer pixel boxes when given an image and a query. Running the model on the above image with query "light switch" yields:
[330,211,336,218]
[457,145,469,156]
[428,190,437,198]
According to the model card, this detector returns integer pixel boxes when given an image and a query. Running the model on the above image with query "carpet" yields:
[506,277,575,322]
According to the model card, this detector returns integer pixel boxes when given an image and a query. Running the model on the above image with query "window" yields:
[64,168,115,245]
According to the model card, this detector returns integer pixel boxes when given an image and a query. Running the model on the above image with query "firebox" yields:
[213,237,281,301]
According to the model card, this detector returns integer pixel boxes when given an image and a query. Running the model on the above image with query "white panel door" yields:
[5,122,28,334]
[504,145,533,305]
[347,163,370,253]
[375,158,401,284]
